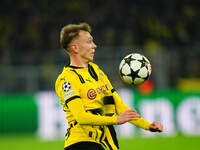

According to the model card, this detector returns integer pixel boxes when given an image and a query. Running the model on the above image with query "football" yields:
[119,53,152,85]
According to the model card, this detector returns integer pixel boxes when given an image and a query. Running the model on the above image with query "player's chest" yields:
[77,71,111,100]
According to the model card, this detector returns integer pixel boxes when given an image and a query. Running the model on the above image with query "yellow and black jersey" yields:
[55,62,151,150]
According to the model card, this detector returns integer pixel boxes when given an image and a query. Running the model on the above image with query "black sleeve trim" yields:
[105,113,114,116]
[86,108,103,115]
[103,96,115,105]
[65,95,80,106]
[111,89,116,93]
[89,131,93,137]
[88,64,98,81]
[71,70,85,83]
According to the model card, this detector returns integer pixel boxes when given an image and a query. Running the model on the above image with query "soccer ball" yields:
[119,53,152,85]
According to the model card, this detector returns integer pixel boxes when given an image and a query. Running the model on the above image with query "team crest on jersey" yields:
[98,69,104,80]
[62,82,71,92]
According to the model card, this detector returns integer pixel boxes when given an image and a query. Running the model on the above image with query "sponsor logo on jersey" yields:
[96,84,109,94]
[62,82,71,92]
[87,84,109,100]
[64,90,76,99]
[87,89,97,100]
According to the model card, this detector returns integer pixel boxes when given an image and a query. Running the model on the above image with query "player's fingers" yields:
[129,109,137,113]
[126,111,140,116]
[129,115,141,120]
[125,117,138,121]
[125,114,139,119]
[126,113,141,118]
[123,110,133,115]
[151,121,159,126]
[157,127,162,132]
[125,111,138,115]
[158,124,163,132]
[149,123,156,128]
[132,114,141,118]
[149,122,163,132]
[154,122,163,130]
[125,109,137,114]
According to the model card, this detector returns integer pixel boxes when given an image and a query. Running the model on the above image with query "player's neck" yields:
[70,56,89,68]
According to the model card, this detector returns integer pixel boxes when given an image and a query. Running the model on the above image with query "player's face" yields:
[76,30,97,63]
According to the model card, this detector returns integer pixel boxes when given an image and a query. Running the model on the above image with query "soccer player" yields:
[55,23,163,150]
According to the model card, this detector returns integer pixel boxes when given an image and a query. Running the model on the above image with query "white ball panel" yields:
[130,60,142,71]
[143,56,150,63]
[119,59,125,70]
[134,78,144,85]
[121,63,131,75]
[122,76,133,84]
[138,67,148,78]
[124,54,132,59]
[131,53,143,60]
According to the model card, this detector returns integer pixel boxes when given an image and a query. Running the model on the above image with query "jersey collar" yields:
[67,65,85,69]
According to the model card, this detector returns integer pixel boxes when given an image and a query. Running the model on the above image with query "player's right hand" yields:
[149,121,163,132]
[117,110,141,125]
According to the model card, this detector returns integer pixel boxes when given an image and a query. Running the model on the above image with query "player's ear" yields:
[70,44,78,54]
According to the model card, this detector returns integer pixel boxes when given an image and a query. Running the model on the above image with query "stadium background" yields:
[0,0,200,150]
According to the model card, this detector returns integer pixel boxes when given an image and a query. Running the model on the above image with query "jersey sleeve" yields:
[112,91,151,130]
[55,71,81,105]
[67,97,118,125]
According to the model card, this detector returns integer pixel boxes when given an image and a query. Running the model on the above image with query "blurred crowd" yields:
[1,1,200,53]
[0,0,200,91]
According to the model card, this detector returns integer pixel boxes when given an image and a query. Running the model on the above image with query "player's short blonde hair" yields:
[60,23,91,51]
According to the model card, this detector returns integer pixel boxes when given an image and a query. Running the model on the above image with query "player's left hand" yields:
[149,121,163,132]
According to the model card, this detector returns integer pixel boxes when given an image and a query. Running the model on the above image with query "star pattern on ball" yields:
[119,53,151,85]
[124,56,132,64]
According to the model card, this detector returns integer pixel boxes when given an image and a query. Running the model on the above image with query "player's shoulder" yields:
[90,62,106,72]
[89,62,99,68]
[55,67,78,86]
[89,62,108,80]
[89,62,104,72]
[62,66,81,76]
[56,67,70,79]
